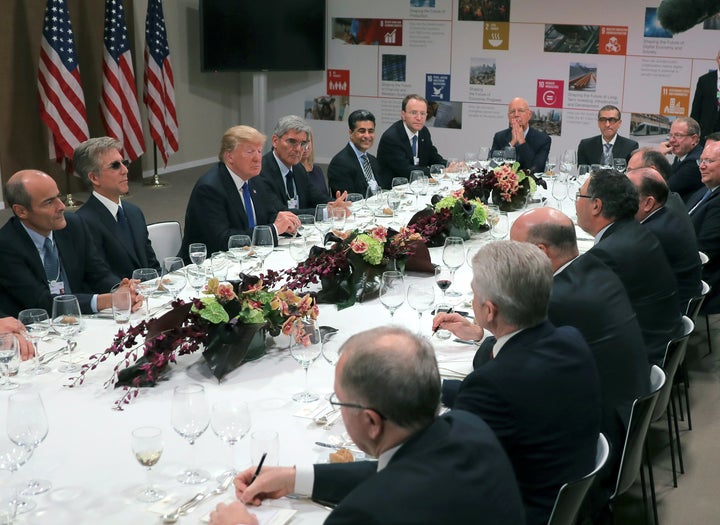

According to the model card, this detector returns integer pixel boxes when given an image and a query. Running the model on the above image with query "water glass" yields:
[490,211,510,240]
[228,235,252,270]
[7,390,51,496]
[296,215,315,239]
[17,309,50,375]
[186,264,206,294]
[111,289,132,327]
[188,243,207,266]
[315,204,332,239]
[0,334,19,390]
[289,237,309,263]
[51,295,81,373]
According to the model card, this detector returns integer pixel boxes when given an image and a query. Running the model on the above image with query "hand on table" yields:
[274,211,301,235]
[235,465,297,506]
[209,501,258,525]
[432,312,483,342]
[0,317,34,360]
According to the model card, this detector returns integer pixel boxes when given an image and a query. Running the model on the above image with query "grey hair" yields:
[5,175,32,210]
[73,137,122,180]
[673,116,700,137]
[272,115,311,138]
[471,241,552,328]
[339,326,440,432]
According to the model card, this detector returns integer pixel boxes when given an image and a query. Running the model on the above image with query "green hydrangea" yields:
[434,196,457,212]
[469,200,487,229]
[355,233,384,265]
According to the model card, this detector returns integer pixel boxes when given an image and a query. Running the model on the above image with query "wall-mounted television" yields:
[200,0,326,72]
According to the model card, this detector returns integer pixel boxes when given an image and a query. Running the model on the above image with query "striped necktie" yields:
[360,154,375,184]
[603,143,612,164]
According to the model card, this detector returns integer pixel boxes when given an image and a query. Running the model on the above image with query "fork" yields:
[167,472,235,521]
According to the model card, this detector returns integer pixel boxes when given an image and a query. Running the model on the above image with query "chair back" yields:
[699,251,709,265]
[611,365,666,499]
[685,280,710,320]
[652,316,693,422]
[546,433,610,525]
[147,221,182,263]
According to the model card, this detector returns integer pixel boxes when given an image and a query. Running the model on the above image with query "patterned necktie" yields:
[411,135,418,157]
[603,143,612,164]
[360,154,375,184]
[116,206,136,255]
[285,169,295,199]
[43,237,59,282]
[242,182,256,229]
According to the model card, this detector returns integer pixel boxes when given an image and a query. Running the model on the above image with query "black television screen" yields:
[200,0,326,72]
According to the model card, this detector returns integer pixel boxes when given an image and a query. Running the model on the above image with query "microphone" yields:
[657,0,720,34]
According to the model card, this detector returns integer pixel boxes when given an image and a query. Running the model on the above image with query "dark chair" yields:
[547,433,609,525]
[608,365,666,525]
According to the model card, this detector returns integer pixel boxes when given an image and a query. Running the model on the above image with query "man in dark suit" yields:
[212,326,525,525]
[491,97,551,173]
[433,241,601,525]
[689,139,720,313]
[577,105,638,166]
[376,94,447,188]
[253,115,349,217]
[0,170,140,316]
[327,109,382,196]
[180,126,300,260]
[658,116,704,202]
[73,137,159,278]
[576,169,683,364]
[628,168,702,307]
[690,50,720,139]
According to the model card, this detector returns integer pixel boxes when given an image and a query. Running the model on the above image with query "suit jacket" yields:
[327,143,381,196]
[665,190,695,232]
[376,120,446,189]
[312,410,525,525]
[577,134,639,165]
[669,143,703,202]
[0,215,120,316]
[75,195,159,279]
[447,321,601,525]
[688,186,720,313]
[642,207,702,307]
[253,151,331,216]
[589,218,683,364]
[490,127,551,174]
[690,70,720,139]
[179,162,277,261]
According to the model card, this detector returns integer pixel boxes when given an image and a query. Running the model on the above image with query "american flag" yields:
[100,0,144,161]
[37,0,89,163]
[144,0,178,165]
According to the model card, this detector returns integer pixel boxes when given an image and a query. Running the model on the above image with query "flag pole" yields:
[62,158,83,208]
[143,144,169,188]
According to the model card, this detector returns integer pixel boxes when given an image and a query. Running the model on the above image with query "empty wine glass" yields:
[551,173,569,208]
[409,170,426,209]
[0,443,33,515]
[186,264,206,295]
[172,383,211,485]
[346,193,364,205]
[429,163,444,183]
[211,402,251,475]
[18,309,50,375]
[491,150,504,168]
[296,215,315,239]
[443,237,466,303]
[321,330,343,366]
[7,390,50,497]
[386,188,402,222]
[478,147,491,169]
[465,152,479,170]
[131,426,165,502]
[379,271,405,321]
[161,257,187,300]
[407,283,435,334]
[0,334,19,390]
[503,147,516,165]
[211,252,230,280]
[188,243,207,266]
[51,295,81,373]
[288,319,323,403]
[289,237,309,263]
[228,234,252,270]
[490,211,510,240]
[315,204,332,239]
[329,206,346,232]
[251,226,274,269]
[132,268,159,320]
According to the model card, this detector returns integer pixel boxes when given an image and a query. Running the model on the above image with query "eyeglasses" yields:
[575,192,593,200]
[668,133,694,140]
[282,137,310,150]
[104,159,131,171]
[329,393,387,420]
[405,111,427,117]
[598,117,620,124]
[697,158,719,166]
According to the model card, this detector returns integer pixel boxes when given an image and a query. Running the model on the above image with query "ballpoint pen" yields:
[431,307,454,336]
[250,451,268,484]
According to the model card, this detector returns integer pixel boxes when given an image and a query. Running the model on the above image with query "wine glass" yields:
[490,211,510,240]
[288,319,323,403]
[328,206,346,232]
[132,268,159,320]
[503,147,516,165]
[409,170,426,210]
[561,149,577,176]
[346,193,364,205]
[407,283,435,334]
[172,384,211,485]
[613,158,627,173]
[429,164,444,185]
[443,237,466,303]
[386,187,402,223]
[251,225,274,268]
[478,147,491,169]
[465,152,478,170]
[551,173,569,209]
[131,426,165,502]
[18,309,50,375]
[296,215,315,239]
[51,295,81,373]
[161,256,187,300]
[211,402,251,475]
[434,265,453,301]
[321,330,343,366]
[7,390,51,496]
[211,252,230,280]
[490,150,504,168]
[0,443,33,515]
[186,264,206,295]
[228,234,252,270]
[289,237,309,263]
[315,204,332,240]
[0,334,19,390]
[188,243,207,266]
[379,271,405,321]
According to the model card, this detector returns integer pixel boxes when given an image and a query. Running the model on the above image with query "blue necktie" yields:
[603,143,612,164]
[242,182,256,229]
[689,189,713,215]
[411,135,418,157]
[116,206,136,255]
[43,237,59,282]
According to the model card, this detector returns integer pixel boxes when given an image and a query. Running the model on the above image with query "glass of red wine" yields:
[435,265,453,301]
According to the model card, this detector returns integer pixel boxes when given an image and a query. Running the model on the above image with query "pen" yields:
[432,307,454,336]
[250,452,267,484]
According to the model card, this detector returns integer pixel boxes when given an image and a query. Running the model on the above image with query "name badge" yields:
[287,196,299,209]
[413,156,420,166]
[49,280,66,295]
[368,179,379,192]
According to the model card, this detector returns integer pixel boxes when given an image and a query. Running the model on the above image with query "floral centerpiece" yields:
[407,190,489,244]
[283,225,433,310]
[69,274,318,409]
[463,162,545,211]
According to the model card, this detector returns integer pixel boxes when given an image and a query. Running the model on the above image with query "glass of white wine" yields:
[131,426,165,502]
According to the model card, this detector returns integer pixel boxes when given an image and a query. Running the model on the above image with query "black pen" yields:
[250,452,268,484]
[432,307,454,336]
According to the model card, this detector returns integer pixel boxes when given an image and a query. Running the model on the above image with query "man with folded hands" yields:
[209,326,525,525]
[433,240,601,525]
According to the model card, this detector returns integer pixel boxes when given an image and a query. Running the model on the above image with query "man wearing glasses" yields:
[577,105,638,166]
[659,116,704,202]
[74,137,159,279]
[255,115,349,217]
[377,94,447,188]
[490,97,551,174]
[209,326,525,525]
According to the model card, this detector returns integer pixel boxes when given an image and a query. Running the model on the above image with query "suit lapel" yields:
[90,196,140,267]
[219,164,249,227]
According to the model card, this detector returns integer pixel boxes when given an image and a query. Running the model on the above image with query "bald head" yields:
[5,170,66,236]
[510,207,578,270]
[508,97,532,129]
[627,167,668,221]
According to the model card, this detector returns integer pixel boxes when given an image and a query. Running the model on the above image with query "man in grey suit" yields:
[327,109,382,196]
[577,105,638,166]
[74,137,159,279]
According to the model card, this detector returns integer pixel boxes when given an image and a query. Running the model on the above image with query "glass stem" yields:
[34,338,41,373]
[145,466,154,495]
[303,366,310,394]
